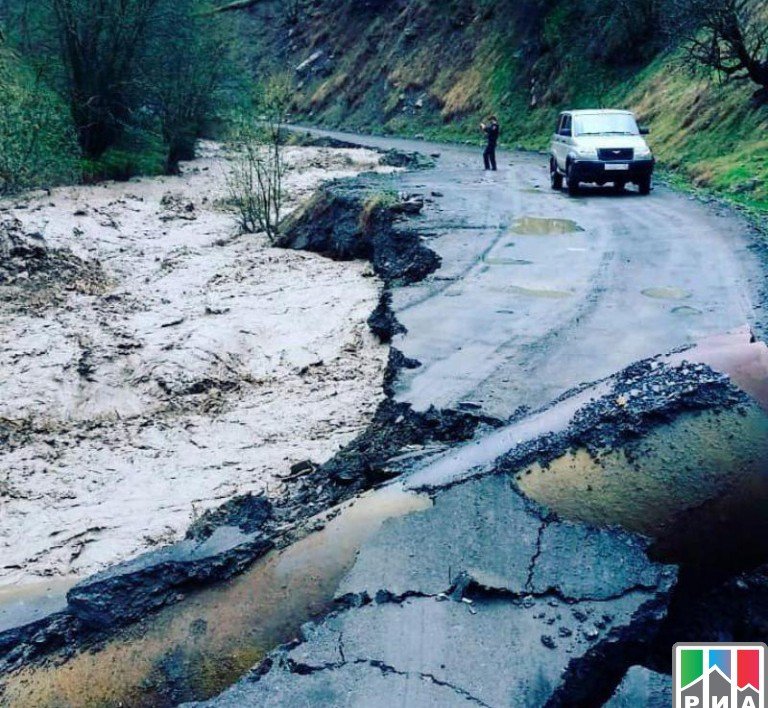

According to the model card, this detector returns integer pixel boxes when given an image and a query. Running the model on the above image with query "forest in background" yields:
[0,0,242,193]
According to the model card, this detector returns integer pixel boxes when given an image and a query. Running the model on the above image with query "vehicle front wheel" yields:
[550,160,563,190]
[567,164,580,196]
[638,176,652,196]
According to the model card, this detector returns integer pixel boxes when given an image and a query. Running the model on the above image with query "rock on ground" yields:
[604,666,672,707]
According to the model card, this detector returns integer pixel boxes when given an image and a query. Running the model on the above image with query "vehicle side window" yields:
[562,115,572,134]
[556,115,565,133]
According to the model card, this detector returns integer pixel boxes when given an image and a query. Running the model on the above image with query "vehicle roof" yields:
[560,109,635,116]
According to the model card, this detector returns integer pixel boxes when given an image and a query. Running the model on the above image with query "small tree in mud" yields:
[226,74,292,241]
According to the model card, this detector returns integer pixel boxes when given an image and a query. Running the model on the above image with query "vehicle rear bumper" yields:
[572,159,654,183]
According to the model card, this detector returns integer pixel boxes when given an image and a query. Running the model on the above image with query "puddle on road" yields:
[0,486,431,707]
[517,404,768,570]
[510,217,584,236]
[672,306,703,316]
[509,284,573,299]
[484,256,534,266]
[642,286,692,301]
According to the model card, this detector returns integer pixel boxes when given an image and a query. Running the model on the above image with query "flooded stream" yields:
[0,487,431,707]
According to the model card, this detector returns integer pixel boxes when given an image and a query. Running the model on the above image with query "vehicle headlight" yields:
[635,145,652,158]
[574,146,598,159]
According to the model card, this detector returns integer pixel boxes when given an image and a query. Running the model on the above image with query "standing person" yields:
[481,115,500,171]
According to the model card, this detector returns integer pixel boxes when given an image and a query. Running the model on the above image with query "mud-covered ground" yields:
[0,143,396,587]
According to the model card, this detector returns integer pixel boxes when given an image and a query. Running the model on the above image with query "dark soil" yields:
[0,215,107,310]
[277,179,440,287]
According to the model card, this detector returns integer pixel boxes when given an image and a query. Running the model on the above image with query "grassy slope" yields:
[243,0,768,213]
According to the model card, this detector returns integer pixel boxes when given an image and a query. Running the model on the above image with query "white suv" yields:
[550,110,654,196]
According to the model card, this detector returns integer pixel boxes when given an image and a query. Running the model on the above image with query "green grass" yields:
[81,131,167,183]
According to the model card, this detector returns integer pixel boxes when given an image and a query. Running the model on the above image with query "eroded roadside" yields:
[0,138,501,704]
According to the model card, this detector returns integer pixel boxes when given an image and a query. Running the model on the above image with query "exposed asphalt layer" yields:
[186,473,678,708]
[3,130,767,706]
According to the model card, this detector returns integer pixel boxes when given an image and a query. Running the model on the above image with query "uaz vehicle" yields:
[550,110,654,196]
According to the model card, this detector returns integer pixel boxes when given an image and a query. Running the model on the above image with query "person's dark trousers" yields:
[483,145,497,171]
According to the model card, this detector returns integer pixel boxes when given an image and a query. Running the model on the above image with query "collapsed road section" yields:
[189,335,768,708]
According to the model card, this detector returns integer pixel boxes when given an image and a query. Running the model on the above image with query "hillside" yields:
[240,0,768,212]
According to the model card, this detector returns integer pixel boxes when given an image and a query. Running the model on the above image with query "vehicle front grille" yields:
[598,148,634,161]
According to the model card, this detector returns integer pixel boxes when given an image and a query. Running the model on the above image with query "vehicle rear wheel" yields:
[638,176,652,196]
[550,160,563,190]
[567,164,580,196]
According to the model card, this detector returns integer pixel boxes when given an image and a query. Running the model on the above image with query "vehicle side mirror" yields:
[559,128,572,137]
[639,126,650,135]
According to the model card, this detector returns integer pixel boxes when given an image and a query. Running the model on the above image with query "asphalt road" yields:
[301,128,765,419]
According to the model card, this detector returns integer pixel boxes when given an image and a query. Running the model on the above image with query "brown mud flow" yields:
[0,487,430,707]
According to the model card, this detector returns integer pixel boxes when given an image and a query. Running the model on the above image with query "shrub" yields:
[226,74,292,241]
[0,47,78,194]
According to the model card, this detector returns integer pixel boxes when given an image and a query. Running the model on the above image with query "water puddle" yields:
[0,486,431,707]
[508,285,572,299]
[517,404,768,570]
[641,286,692,301]
[672,305,703,316]
[484,257,534,266]
[509,217,584,236]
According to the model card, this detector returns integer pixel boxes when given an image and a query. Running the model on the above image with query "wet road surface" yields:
[300,128,764,419]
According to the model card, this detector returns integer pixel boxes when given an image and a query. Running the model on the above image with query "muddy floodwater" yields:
[0,487,431,707]
[518,403,768,571]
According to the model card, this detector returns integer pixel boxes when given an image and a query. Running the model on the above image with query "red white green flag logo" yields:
[675,643,767,708]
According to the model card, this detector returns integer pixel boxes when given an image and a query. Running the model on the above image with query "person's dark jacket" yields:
[484,122,500,147]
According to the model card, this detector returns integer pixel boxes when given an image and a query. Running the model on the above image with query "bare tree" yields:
[227,73,292,241]
[671,0,768,103]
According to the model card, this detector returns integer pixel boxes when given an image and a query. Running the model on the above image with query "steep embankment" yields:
[240,0,768,212]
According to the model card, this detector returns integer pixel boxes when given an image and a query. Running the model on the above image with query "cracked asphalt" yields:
[191,475,677,707]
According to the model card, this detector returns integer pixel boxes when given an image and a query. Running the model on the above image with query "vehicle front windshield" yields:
[573,113,639,136]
